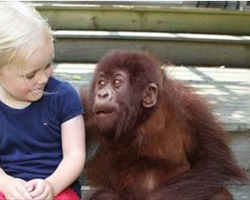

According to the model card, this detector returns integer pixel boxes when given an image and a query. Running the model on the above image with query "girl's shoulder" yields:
[45,77,76,94]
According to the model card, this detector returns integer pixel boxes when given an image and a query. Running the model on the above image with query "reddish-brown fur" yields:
[80,51,248,200]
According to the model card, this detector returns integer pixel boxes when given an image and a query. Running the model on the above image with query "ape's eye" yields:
[113,79,121,88]
[98,80,106,87]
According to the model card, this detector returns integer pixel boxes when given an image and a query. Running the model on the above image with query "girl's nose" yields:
[37,71,49,85]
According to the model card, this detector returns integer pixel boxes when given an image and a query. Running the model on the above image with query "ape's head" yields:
[88,51,163,143]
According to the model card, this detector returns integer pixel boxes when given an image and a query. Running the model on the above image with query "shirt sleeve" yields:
[57,82,84,123]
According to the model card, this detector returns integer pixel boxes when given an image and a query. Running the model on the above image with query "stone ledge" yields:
[80,184,250,200]
[52,31,250,67]
[36,2,250,35]
[53,30,250,44]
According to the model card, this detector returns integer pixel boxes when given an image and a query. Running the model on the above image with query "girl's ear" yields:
[142,83,158,108]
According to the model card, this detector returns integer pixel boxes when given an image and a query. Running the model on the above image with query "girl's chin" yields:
[30,91,44,101]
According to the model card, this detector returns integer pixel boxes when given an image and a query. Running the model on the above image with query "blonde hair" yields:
[0,1,53,68]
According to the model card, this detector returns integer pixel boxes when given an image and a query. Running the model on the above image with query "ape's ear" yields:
[142,83,158,108]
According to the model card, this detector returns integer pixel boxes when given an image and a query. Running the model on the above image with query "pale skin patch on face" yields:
[145,173,157,191]
[0,39,54,109]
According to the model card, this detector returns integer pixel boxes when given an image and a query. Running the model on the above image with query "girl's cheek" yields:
[47,68,53,77]
[21,86,32,94]
[19,80,34,93]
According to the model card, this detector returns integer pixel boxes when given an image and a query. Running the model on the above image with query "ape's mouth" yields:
[95,107,115,117]
[96,111,112,117]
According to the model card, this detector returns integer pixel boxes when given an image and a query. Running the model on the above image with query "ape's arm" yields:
[147,93,247,200]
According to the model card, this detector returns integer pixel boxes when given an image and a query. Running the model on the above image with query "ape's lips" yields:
[94,106,115,117]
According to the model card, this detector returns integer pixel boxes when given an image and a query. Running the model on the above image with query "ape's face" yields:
[92,70,130,137]
[89,51,159,142]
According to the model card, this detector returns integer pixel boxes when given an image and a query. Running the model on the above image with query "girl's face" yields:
[0,39,54,108]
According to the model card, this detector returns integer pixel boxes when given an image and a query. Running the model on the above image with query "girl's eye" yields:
[25,63,51,80]
[113,79,121,87]
[26,73,35,79]
[46,63,52,69]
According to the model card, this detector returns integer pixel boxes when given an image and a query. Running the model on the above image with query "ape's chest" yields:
[106,162,172,199]
[105,155,168,186]
[87,145,190,199]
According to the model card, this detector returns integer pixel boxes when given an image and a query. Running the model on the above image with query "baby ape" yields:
[81,51,248,200]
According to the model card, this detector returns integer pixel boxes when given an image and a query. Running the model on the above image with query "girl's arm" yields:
[45,114,86,196]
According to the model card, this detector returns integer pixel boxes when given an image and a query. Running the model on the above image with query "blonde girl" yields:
[0,2,86,200]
